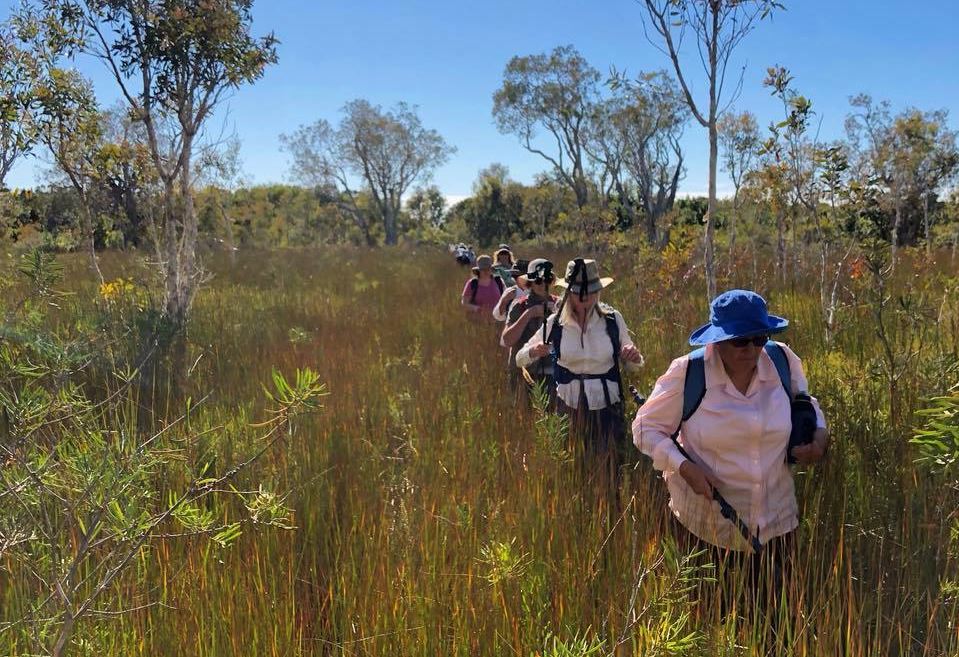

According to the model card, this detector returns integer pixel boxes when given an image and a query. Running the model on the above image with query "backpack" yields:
[546,304,623,407]
[469,275,504,304]
[674,342,817,462]
[454,245,472,265]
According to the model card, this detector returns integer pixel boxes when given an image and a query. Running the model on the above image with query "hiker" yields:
[453,243,475,266]
[492,245,517,287]
[501,259,558,394]
[515,258,643,497]
[492,259,530,323]
[632,289,829,623]
[461,254,505,321]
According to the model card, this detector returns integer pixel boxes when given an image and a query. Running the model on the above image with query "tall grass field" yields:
[1,244,958,656]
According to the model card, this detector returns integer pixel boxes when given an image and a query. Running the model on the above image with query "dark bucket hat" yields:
[688,289,789,346]
[510,258,530,276]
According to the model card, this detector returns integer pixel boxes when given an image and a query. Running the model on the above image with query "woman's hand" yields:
[528,343,551,359]
[791,427,829,465]
[678,460,721,499]
[620,344,643,365]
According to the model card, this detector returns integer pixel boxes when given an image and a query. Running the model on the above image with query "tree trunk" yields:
[52,614,75,657]
[79,200,105,287]
[162,180,180,323]
[645,204,657,245]
[219,197,237,266]
[729,189,739,255]
[892,198,902,267]
[384,202,398,246]
[703,3,719,302]
[163,143,197,328]
[924,192,931,257]
[704,120,718,300]
[574,177,588,210]
[776,202,786,285]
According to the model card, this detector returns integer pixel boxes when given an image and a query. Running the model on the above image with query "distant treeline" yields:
[3,175,957,254]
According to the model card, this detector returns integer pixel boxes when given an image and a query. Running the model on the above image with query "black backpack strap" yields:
[604,311,621,359]
[546,316,563,361]
[672,348,707,439]
[763,342,793,398]
[494,275,504,294]
[469,278,478,305]
[604,311,623,410]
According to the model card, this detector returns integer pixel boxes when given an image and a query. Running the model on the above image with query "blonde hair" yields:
[559,291,607,325]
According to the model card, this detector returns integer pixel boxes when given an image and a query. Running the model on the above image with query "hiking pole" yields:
[629,385,762,554]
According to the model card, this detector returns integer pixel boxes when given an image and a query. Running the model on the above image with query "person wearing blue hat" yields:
[632,289,829,622]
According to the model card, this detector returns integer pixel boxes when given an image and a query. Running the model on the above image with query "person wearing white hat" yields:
[516,258,644,499]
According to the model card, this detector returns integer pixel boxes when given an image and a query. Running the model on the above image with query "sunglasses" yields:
[726,335,769,348]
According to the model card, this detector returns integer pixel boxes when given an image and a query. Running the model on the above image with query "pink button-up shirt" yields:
[632,342,826,551]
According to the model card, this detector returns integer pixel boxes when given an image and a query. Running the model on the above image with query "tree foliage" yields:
[281,100,454,246]
[16,0,278,326]
[493,45,600,209]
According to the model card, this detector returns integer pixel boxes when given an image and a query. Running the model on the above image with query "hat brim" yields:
[555,277,613,294]
[688,315,789,346]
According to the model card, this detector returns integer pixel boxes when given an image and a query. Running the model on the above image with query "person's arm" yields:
[492,287,517,322]
[502,303,548,347]
[613,311,644,371]
[632,357,689,475]
[515,315,553,369]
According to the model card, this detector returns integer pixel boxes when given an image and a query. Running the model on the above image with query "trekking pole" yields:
[629,385,762,554]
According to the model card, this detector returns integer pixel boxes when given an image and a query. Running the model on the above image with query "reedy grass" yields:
[1,244,957,656]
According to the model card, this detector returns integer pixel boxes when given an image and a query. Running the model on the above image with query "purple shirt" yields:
[462,277,502,312]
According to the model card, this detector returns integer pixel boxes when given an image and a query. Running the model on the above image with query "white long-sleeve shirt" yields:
[632,342,825,551]
[515,307,641,410]
[493,285,528,323]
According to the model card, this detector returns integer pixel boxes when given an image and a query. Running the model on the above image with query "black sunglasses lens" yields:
[729,335,769,347]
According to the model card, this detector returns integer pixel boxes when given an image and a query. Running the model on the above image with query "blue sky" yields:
[5,0,959,200]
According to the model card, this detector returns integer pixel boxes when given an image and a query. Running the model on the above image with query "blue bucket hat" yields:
[688,289,789,346]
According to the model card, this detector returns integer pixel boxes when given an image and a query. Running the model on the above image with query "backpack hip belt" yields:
[553,364,620,409]
[548,308,623,410]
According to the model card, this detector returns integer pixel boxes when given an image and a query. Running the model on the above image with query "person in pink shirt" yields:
[632,289,829,623]
[461,254,504,322]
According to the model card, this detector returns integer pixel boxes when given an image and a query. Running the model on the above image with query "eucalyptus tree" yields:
[406,185,447,230]
[847,95,959,260]
[0,26,35,189]
[718,110,760,251]
[493,45,601,209]
[18,0,278,327]
[282,100,454,246]
[890,109,959,254]
[587,93,633,221]
[638,0,783,299]
[614,71,689,246]
[27,65,107,282]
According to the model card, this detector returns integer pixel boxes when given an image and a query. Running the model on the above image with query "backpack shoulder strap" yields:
[603,310,621,359]
[546,315,563,361]
[682,348,707,423]
[469,278,479,305]
[494,275,504,293]
[764,342,792,398]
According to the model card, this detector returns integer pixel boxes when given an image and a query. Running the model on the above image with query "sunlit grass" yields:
[1,243,957,656]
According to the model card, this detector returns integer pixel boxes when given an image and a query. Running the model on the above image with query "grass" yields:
[1,242,958,656]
